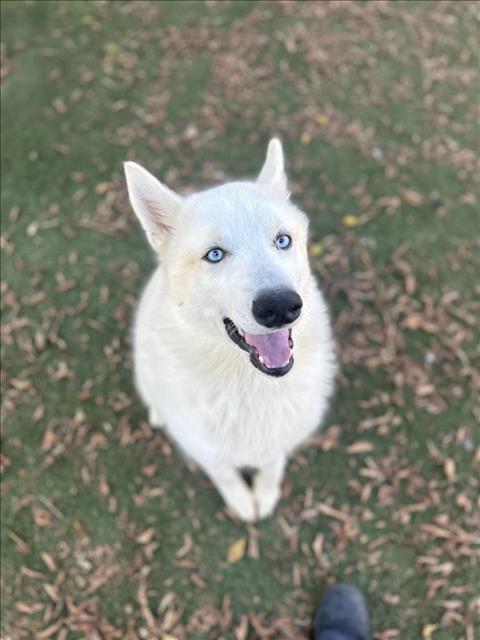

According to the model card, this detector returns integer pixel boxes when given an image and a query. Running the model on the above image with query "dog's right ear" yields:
[124,161,183,253]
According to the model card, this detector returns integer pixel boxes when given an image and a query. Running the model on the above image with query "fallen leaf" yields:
[15,602,44,614]
[347,441,374,454]
[7,530,29,554]
[41,552,57,572]
[312,533,324,559]
[52,97,67,114]
[95,181,115,194]
[403,190,423,206]
[227,538,246,563]
[422,623,438,639]
[111,100,127,112]
[309,241,323,256]
[342,214,359,227]
[33,507,53,528]
[315,114,329,126]
[43,583,61,602]
[315,502,352,523]
[52,142,70,155]
[136,528,155,545]
[455,492,472,512]
[36,619,65,639]
[443,458,456,482]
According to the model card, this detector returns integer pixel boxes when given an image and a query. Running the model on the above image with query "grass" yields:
[1,1,479,639]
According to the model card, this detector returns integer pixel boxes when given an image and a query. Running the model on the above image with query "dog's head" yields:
[125,139,313,378]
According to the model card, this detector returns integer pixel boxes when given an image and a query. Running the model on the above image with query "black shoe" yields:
[313,583,370,640]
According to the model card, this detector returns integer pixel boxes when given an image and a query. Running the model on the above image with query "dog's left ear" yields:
[257,138,289,199]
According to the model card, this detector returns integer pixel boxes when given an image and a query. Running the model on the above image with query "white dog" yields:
[124,139,336,521]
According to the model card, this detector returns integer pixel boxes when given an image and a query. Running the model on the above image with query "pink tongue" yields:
[244,329,292,369]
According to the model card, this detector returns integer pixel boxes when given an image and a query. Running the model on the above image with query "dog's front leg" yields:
[253,455,286,519]
[205,465,256,522]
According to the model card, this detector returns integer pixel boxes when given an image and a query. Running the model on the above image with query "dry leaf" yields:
[52,97,67,114]
[41,552,57,572]
[95,181,115,194]
[346,441,374,454]
[443,458,456,482]
[111,100,128,112]
[422,623,438,639]
[315,114,329,125]
[342,214,359,227]
[43,583,61,603]
[227,538,246,563]
[309,241,323,257]
[312,533,324,559]
[403,190,423,206]
[234,615,249,640]
[7,530,29,554]
[136,528,155,545]
[36,619,65,639]
[33,507,53,527]
[315,502,352,523]
[15,602,44,614]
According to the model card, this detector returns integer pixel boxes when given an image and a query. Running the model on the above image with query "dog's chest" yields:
[172,362,327,466]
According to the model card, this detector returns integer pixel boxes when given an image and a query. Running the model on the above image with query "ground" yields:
[1,1,479,639]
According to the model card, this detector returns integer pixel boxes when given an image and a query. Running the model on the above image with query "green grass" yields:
[1,1,479,639]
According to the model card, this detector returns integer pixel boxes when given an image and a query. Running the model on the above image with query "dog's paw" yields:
[148,407,165,429]
[253,478,281,519]
[224,487,257,522]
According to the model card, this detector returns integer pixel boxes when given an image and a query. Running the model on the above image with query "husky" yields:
[124,139,336,521]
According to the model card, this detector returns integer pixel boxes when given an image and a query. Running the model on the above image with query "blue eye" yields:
[275,234,292,250]
[204,247,226,263]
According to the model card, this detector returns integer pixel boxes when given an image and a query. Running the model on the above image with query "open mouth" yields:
[223,318,294,377]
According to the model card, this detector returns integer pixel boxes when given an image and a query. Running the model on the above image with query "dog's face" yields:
[125,140,313,377]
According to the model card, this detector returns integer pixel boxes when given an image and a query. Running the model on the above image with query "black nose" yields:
[252,289,303,328]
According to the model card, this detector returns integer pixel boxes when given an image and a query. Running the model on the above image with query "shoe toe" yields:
[314,584,370,640]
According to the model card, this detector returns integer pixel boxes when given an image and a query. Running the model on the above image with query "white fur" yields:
[124,139,336,521]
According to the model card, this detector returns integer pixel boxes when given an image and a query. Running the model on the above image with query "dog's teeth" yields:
[259,356,265,364]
